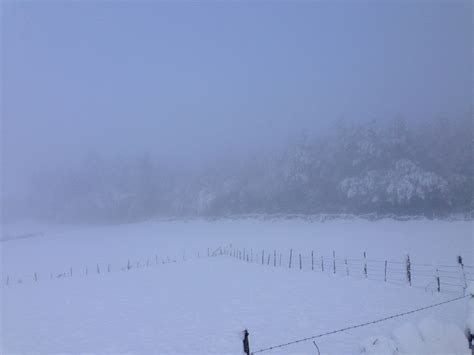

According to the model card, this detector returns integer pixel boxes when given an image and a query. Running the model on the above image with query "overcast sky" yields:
[2,1,472,187]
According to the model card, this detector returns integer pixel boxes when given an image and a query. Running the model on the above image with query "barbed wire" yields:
[250,294,469,354]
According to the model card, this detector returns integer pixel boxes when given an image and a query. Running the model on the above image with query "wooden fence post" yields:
[311,250,314,271]
[299,254,302,270]
[345,258,349,276]
[321,256,324,272]
[262,250,264,265]
[242,329,250,355]
[363,251,368,278]
[289,249,293,268]
[333,251,336,274]
[406,254,412,286]
[436,268,441,292]
[384,260,387,282]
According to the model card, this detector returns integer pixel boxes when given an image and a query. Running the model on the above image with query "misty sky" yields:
[1,1,472,189]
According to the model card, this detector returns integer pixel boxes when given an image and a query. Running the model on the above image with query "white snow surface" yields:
[1,217,473,354]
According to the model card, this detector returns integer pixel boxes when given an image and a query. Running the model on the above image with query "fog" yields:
[1,1,472,221]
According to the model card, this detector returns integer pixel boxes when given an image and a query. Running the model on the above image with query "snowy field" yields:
[1,217,473,354]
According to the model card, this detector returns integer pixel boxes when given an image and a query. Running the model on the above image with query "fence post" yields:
[384,260,387,282]
[333,251,336,274]
[457,255,467,290]
[345,258,349,276]
[436,268,441,292]
[406,254,412,286]
[242,329,250,355]
[267,254,271,265]
[363,251,368,278]
[262,250,264,265]
[34,273,38,282]
[311,250,314,271]
[299,254,302,270]
[127,260,131,270]
[289,249,293,269]
[321,256,324,272]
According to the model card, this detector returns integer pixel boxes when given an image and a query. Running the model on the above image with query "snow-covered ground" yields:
[1,217,473,354]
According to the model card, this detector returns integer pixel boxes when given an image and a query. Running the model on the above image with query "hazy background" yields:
[1,1,472,221]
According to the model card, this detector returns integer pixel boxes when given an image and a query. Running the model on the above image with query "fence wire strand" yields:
[250,295,469,354]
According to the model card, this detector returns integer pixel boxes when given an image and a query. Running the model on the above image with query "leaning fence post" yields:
[384,260,387,282]
[363,251,368,278]
[333,251,336,274]
[242,329,250,355]
[406,254,412,286]
[289,249,293,268]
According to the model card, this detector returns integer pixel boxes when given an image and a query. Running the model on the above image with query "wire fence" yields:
[222,245,473,295]
[2,246,224,287]
[246,294,470,354]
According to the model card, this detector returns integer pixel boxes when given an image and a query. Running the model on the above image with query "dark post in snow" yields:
[345,258,349,276]
[262,250,264,265]
[267,254,270,265]
[384,260,387,282]
[34,273,38,282]
[127,259,131,270]
[242,329,250,355]
[333,251,336,274]
[6,276,9,285]
[299,254,302,270]
[279,253,282,267]
[457,255,467,290]
[436,268,441,292]
[406,254,412,286]
[250,249,253,263]
[289,249,293,268]
[311,250,314,271]
[363,251,368,278]
[321,256,324,272]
